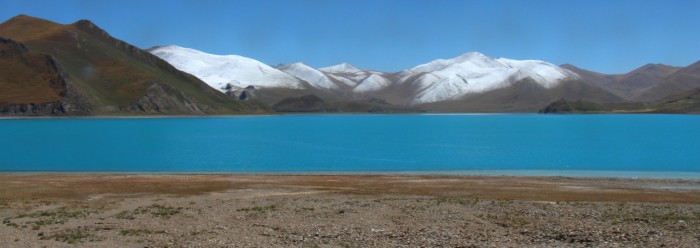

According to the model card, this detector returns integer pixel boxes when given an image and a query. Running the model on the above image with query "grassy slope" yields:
[0,38,64,106]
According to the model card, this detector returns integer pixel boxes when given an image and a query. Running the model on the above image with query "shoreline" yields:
[1,112,699,120]
[2,174,700,203]
[4,170,700,180]
[0,114,279,120]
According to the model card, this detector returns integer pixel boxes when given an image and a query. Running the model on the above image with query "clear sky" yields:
[2,0,699,74]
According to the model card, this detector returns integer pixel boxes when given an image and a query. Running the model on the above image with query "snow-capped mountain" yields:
[277,53,580,104]
[275,62,338,90]
[319,63,363,74]
[319,63,394,92]
[354,74,392,92]
[399,52,580,103]
[277,62,394,93]
[149,45,609,111]
[148,45,305,91]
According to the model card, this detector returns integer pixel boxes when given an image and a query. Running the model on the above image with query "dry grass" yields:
[0,174,699,204]
[0,15,66,42]
[0,41,64,106]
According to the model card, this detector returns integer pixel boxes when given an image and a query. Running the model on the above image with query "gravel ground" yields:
[0,174,699,247]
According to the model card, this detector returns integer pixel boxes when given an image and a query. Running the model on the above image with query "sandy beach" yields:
[1,174,699,247]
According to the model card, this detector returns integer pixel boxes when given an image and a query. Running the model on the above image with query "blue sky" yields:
[2,0,699,74]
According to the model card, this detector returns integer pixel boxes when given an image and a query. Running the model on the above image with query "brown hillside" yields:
[0,37,64,105]
[0,15,262,115]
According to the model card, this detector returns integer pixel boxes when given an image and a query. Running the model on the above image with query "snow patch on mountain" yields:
[149,45,304,91]
[319,63,362,74]
[354,74,391,92]
[402,52,579,103]
[327,74,358,87]
[276,62,337,90]
[316,63,393,92]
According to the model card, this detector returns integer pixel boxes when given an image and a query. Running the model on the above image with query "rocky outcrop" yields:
[0,82,92,116]
[538,99,576,114]
[237,86,258,100]
[223,85,259,101]
[0,37,92,116]
[0,93,92,116]
[0,101,65,115]
[123,83,210,114]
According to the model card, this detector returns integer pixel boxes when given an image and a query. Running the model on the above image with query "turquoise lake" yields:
[1,114,700,178]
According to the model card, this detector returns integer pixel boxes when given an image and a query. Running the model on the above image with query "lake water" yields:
[1,114,700,178]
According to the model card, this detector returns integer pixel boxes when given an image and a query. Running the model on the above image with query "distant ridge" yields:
[540,87,700,114]
[562,63,684,101]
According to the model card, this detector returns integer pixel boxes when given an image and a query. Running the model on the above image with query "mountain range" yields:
[151,44,700,113]
[148,45,627,112]
[2,15,700,115]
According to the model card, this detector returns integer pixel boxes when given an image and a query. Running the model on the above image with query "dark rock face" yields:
[0,92,92,116]
[538,99,573,114]
[238,86,257,101]
[0,101,65,115]
[222,85,258,101]
[538,99,607,114]
[238,91,249,100]
[0,37,27,55]
[0,84,93,116]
